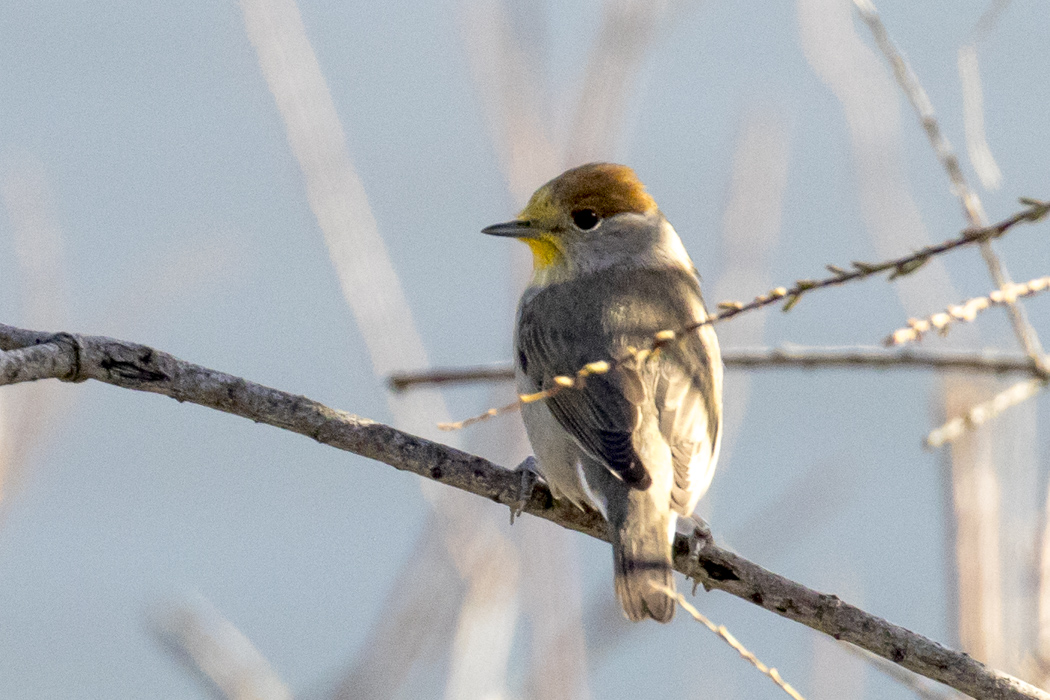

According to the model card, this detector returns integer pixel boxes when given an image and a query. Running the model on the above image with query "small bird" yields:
[483,162,723,622]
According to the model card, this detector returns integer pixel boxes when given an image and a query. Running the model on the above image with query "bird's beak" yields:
[481,219,537,239]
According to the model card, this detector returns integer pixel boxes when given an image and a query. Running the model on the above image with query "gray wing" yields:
[516,268,721,496]
[516,302,651,488]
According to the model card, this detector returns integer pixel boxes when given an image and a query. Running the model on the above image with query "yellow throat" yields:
[517,186,563,270]
[524,237,561,269]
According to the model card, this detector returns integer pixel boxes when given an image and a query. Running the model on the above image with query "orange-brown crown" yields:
[544,162,657,218]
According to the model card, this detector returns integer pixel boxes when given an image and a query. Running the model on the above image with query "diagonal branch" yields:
[0,322,1047,700]
[707,198,1049,322]
[926,378,1045,449]
[887,277,1050,348]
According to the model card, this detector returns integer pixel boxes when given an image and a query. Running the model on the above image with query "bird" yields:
[482,162,723,622]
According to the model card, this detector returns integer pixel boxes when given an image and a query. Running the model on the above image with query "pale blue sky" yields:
[2,1,1049,698]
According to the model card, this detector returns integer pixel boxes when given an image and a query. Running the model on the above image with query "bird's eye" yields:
[571,209,600,230]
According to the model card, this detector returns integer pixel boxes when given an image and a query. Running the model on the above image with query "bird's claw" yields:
[689,515,713,548]
[510,456,540,524]
[686,516,713,595]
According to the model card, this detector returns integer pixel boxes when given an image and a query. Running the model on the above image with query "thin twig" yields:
[707,198,1049,324]
[0,323,1048,700]
[663,588,805,700]
[388,346,1049,392]
[888,277,1050,350]
[927,378,1044,448]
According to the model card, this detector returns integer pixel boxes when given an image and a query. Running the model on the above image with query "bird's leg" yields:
[688,515,713,545]
[509,456,541,525]
[685,515,714,595]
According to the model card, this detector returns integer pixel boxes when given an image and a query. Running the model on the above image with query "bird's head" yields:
[482,163,689,285]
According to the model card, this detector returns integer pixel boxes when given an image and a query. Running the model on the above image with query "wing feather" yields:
[517,303,650,487]
[515,267,721,497]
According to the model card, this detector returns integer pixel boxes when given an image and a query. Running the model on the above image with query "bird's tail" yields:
[608,486,676,623]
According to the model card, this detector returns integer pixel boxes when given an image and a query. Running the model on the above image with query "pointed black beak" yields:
[481,220,536,238]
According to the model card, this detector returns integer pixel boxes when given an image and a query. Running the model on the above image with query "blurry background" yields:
[2,0,1050,698]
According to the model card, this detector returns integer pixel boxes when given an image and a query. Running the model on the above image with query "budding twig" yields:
[926,378,1044,448]
[434,365,613,430]
[708,198,1049,324]
[887,277,1050,349]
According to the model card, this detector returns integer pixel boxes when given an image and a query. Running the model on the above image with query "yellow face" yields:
[513,163,658,271]
[516,186,564,269]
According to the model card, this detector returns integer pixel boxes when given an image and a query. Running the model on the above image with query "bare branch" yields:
[0,342,79,386]
[0,323,1047,699]
[720,347,1044,376]
[387,347,1049,392]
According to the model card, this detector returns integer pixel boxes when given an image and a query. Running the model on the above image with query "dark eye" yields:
[571,209,600,230]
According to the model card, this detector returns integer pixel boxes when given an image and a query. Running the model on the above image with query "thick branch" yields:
[387,347,1047,392]
[0,323,1046,700]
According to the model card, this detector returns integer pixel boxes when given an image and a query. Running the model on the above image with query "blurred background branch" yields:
[152,597,293,700]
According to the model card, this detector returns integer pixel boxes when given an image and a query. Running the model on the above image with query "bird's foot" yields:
[509,456,540,525]
[688,515,713,547]
[686,516,713,595]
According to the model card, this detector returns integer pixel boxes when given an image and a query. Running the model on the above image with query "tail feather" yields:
[608,487,676,623]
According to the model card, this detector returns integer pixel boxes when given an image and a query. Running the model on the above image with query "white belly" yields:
[517,372,606,514]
